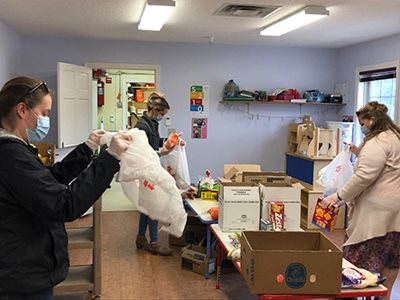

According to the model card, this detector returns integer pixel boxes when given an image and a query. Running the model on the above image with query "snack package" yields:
[312,197,338,232]
[198,169,219,200]
[165,133,180,150]
[268,201,285,231]
[342,267,386,289]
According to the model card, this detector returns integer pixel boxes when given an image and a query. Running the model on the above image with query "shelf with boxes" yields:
[126,83,155,129]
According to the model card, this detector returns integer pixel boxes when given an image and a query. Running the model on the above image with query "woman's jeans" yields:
[138,213,158,242]
[0,287,53,300]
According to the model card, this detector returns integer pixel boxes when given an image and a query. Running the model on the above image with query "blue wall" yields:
[17,37,342,179]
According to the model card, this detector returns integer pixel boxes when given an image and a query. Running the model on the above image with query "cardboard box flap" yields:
[224,164,261,179]
[242,172,291,184]
[225,166,239,180]
[219,181,259,187]
[217,177,232,184]
[260,182,304,189]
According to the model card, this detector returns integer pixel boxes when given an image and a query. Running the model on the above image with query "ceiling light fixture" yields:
[138,0,175,31]
[260,6,329,36]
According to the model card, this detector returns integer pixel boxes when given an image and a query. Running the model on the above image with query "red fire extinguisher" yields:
[97,79,104,106]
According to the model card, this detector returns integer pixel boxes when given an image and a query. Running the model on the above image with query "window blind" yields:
[359,67,396,82]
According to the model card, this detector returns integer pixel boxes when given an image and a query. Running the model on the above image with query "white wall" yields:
[0,22,20,85]
[17,36,342,179]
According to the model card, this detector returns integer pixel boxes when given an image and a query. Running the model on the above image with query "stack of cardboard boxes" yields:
[218,164,302,233]
[217,164,343,295]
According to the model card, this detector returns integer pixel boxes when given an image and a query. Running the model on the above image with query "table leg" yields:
[216,240,224,289]
[205,224,211,279]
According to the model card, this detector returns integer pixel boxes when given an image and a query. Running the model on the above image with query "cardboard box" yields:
[242,172,291,184]
[223,164,261,182]
[240,231,342,295]
[218,182,260,232]
[260,183,302,231]
[181,244,215,275]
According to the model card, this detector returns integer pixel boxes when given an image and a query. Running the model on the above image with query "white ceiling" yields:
[1,0,400,48]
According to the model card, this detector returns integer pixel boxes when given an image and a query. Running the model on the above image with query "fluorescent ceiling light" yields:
[138,0,175,31]
[260,6,329,36]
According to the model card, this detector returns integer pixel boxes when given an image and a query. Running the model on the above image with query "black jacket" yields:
[135,113,164,151]
[0,133,120,293]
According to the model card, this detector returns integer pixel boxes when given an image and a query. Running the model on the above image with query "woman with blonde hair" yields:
[322,101,400,299]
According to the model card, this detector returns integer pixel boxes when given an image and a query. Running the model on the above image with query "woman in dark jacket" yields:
[134,93,174,256]
[0,76,131,299]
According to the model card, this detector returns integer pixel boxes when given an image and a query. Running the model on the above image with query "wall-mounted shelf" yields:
[220,100,346,114]
[221,99,346,106]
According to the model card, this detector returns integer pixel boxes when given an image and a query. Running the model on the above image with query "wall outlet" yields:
[110,115,115,123]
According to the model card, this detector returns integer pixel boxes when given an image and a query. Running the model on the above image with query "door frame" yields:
[85,62,161,130]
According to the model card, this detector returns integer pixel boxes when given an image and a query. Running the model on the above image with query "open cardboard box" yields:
[240,231,342,295]
[260,182,303,231]
[223,164,261,182]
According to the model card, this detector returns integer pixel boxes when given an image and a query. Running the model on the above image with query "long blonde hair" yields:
[357,101,400,148]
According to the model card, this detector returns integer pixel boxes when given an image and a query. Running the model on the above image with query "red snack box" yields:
[268,201,285,231]
[312,197,338,232]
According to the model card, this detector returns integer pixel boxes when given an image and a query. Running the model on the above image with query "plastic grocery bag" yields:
[117,128,187,237]
[160,144,191,190]
[317,148,353,196]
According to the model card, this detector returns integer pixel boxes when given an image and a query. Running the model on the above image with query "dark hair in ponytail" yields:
[0,76,49,128]
[147,92,170,112]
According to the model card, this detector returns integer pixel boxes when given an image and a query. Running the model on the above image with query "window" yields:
[355,64,399,145]
[359,67,396,119]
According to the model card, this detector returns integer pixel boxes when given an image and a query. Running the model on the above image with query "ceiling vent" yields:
[214,3,281,18]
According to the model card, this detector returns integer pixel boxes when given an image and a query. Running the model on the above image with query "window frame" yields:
[354,61,400,145]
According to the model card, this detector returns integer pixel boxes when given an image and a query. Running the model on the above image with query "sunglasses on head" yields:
[22,81,49,99]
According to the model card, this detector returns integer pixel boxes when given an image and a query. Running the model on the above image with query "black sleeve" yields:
[50,143,93,184]
[135,120,151,141]
[159,137,165,148]
[6,147,120,222]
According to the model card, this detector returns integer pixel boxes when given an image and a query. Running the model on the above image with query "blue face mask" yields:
[27,112,50,142]
[154,114,163,122]
[360,124,369,136]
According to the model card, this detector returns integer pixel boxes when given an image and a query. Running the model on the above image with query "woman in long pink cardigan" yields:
[322,101,400,299]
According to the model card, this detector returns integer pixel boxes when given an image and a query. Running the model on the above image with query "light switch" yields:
[165,116,172,126]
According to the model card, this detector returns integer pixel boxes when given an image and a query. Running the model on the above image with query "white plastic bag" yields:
[317,148,353,196]
[118,128,187,237]
[160,144,191,190]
